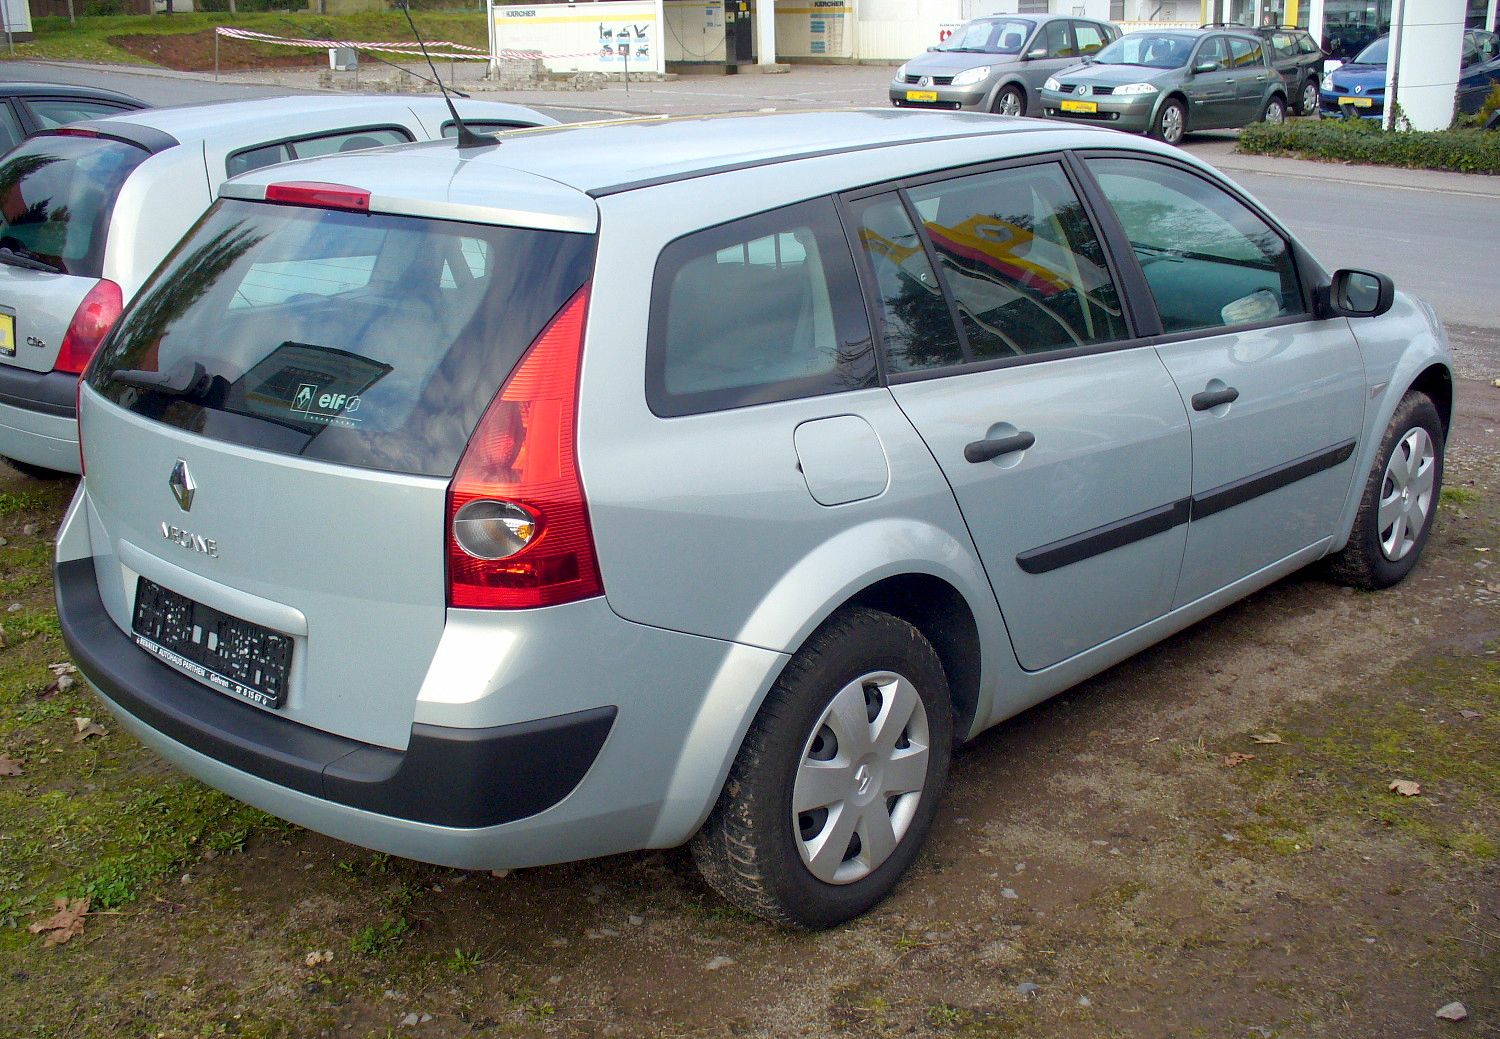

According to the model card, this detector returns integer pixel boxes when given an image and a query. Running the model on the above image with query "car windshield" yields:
[1352,37,1389,64]
[0,134,149,278]
[934,18,1033,54]
[89,200,596,477]
[1093,33,1193,69]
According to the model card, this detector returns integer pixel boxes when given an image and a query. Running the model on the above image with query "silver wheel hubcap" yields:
[1162,106,1183,142]
[792,671,930,885]
[1267,100,1285,124]
[1303,84,1318,112]
[998,91,1022,116]
[1378,426,1436,562]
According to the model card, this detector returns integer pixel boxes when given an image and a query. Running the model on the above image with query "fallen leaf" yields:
[304,949,334,967]
[28,897,90,945]
[0,754,22,777]
[1435,1001,1468,1022]
[1389,779,1421,797]
[71,717,107,743]
[1222,752,1256,767]
[1250,732,1284,745]
[48,663,76,676]
[1458,709,1482,721]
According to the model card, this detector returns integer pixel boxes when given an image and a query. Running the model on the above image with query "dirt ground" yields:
[1,365,1496,1038]
[111,31,324,73]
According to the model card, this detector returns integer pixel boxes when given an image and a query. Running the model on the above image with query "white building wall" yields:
[854,0,963,61]
[1386,0,1465,130]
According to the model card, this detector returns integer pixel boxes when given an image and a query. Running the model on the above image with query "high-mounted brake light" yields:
[55,279,122,376]
[446,286,601,610]
[50,127,100,138]
[264,182,371,213]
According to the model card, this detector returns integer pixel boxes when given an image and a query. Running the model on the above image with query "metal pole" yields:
[214,29,220,81]
[1,0,14,58]
[622,34,629,91]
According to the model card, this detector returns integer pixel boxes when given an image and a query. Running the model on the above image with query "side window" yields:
[1088,157,1305,335]
[286,127,412,160]
[647,197,875,417]
[1228,37,1264,68]
[0,103,22,152]
[21,98,131,129]
[904,162,1127,363]
[227,142,292,178]
[1074,22,1108,56]
[1297,33,1322,55]
[1460,34,1480,68]
[848,193,964,374]
[1196,37,1229,71]
[1041,20,1075,58]
[441,120,530,138]
[1270,32,1296,60]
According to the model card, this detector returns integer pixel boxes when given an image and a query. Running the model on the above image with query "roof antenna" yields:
[396,0,495,150]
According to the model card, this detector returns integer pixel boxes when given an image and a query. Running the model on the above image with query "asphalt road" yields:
[6,59,1497,334]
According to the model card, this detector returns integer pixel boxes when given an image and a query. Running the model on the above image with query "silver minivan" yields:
[57,112,1451,928]
[0,95,554,478]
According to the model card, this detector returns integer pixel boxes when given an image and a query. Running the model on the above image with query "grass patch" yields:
[1440,486,1480,507]
[1238,119,1500,175]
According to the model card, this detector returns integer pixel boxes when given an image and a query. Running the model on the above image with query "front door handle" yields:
[964,430,1036,463]
[1191,386,1240,411]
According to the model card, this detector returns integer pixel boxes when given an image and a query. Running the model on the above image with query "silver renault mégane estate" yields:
[56,111,1451,928]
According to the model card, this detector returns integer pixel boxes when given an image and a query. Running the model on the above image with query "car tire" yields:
[1150,98,1187,144]
[691,606,954,929]
[1261,94,1288,125]
[1326,392,1445,591]
[1300,78,1320,116]
[992,84,1026,117]
[2,456,70,481]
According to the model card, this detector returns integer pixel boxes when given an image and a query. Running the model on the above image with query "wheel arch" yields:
[1408,362,1453,439]
[1158,91,1190,131]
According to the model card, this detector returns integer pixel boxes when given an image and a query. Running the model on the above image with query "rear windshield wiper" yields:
[111,361,212,400]
[0,246,63,274]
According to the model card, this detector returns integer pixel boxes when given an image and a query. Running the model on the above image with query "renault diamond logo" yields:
[1075,84,1089,96]
[169,459,196,513]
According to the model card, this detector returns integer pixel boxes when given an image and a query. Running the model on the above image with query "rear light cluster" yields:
[446,286,603,610]
[55,278,122,376]
[265,182,371,213]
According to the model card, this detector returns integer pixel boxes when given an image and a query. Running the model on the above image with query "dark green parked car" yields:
[1039,28,1289,145]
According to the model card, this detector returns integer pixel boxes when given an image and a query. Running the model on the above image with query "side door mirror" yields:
[1193,61,1220,74]
[1025,47,1049,59]
[1318,269,1395,318]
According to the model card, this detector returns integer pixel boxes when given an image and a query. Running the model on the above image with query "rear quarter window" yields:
[646,197,875,418]
[226,127,412,179]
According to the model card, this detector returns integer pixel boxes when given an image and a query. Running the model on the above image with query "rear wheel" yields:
[1300,77,1320,116]
[691,607,953,929]
[1261,94,1288,125]
[3,456,70,481]
[1151,98,1187,144]
[992,84,1026,117]
[1327,392,1444,590]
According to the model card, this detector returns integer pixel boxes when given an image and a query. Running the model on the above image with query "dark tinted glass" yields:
[906,163,1126,361]
[23,98,133,128]
[847,193,963,374]
[225,128,411,178]
[0,135,148,278]
[1229,37,1264,67]
[0,103,20,153]
[90,200,596,477]
[1089,158,1304,334]
[647,197,875,417]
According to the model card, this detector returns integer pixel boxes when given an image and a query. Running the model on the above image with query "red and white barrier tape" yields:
[214,26,486,60]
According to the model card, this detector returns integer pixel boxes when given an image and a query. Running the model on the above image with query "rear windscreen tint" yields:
[89,200,596,477]
[0,135,149,277]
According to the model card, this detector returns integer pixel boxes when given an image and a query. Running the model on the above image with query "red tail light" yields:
[265,182,371,213]
[446,285,601,610]
[55,279,122,376]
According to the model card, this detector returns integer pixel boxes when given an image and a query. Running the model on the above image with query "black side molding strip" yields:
[1014,439,1358,575]
[56,557,616,829]
[1190,439,1357,521]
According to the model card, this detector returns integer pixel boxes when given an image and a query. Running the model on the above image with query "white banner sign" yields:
[490,1,666,75]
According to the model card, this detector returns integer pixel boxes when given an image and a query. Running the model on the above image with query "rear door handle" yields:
[964,431,1035,463]
[1191,386,1240,411]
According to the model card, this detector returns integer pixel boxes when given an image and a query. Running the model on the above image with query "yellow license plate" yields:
[905,90,938,102]
[1339,96,1373,107]
[0,313,13,358]
[1060,99,1099,113]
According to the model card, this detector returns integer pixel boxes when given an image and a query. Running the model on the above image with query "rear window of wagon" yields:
[89,200,596,478]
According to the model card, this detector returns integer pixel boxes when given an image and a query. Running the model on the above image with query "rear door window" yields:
[225,127,412,178]
[1229,37,1265,68]
[21,98,135,129]
[646,197,875,417]
[0,134,151,277]
[1074,22,1108,55]
[90,201,596,477]
[0,102,22,152]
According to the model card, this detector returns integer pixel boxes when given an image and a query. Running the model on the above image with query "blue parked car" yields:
[1320,29,1500,121]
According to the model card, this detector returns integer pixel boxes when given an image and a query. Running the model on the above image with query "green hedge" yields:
[1237,119,1500,175]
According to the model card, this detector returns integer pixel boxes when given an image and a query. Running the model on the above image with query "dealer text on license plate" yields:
[906,90,939,102]
[1061,99,1099,113]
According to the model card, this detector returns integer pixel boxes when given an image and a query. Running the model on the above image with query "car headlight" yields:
[1321,72,1334,90]
[1114,82,1159,96]
[950,66,992,88]
[895,63,908,80]
[1044,76,1061,91]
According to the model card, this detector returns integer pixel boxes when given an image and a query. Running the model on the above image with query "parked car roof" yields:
[0,81,145,106]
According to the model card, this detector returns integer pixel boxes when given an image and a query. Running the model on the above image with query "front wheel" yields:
[1300,78,1319,116]
[691,607,954,929]
[1261,94,1288,125]
[1151,98,1186,145]
[1326,392,1444,590]
[992,84,1025,117]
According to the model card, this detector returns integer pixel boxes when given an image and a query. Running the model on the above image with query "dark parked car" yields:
[0,83,146,153]
[1322,19,1384,63]
[1205,23,1327,114]
[1320,29,1500,121]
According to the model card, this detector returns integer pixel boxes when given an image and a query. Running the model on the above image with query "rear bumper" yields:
[57,555,615,830]
[0,365,79,473]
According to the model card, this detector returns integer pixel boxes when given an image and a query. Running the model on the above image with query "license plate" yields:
[905,90,939,102]
[0,313,13,358]
[1339,96,1373,108]
[1060,99,1099,113]
[131,577,293,709]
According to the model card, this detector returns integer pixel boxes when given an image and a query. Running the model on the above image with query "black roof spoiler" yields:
[35,120,179,155]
